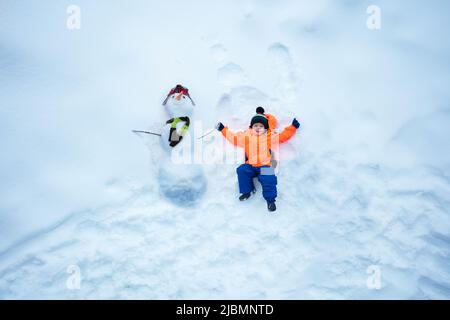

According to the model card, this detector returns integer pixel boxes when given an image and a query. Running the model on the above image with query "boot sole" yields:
[239,190,256,201]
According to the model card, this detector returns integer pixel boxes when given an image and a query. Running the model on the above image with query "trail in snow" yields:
[1,150,449,298]
[1,40,449,299]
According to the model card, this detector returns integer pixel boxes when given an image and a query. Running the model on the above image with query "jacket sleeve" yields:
[221,127,245,147]
[277,124,297,144]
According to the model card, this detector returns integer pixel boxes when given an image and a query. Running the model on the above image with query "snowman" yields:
[160,85,196,150]
[157,84,207,206]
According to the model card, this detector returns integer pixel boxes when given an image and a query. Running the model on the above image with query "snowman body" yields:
[157,89,207,206]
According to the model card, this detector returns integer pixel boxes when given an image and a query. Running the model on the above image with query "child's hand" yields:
[216,122,225,131]
[292,118,300,129]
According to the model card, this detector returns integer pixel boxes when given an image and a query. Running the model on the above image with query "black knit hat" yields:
[250,114,269,129]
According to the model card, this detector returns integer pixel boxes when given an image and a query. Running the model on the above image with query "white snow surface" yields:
[1,0,450,299]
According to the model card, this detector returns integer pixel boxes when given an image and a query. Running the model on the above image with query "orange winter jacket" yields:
[221,125,297,167]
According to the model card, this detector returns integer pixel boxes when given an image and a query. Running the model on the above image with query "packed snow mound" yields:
[390,109,450,167]
[158,164,207,206]
[154,85,208,206]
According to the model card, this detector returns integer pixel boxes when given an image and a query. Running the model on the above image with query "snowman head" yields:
[162,84,195,118]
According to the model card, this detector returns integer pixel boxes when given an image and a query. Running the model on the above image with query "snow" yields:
[1,0,450,299]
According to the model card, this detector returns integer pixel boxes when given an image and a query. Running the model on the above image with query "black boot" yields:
[239,193,252,201]
[267,201,276,212]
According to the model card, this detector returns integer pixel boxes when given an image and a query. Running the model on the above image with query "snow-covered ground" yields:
[1,0,450,299]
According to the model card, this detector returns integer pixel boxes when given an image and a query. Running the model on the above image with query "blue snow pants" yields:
[236,164,277,202]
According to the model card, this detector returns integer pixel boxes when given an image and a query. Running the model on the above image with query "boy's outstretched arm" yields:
[278,118,300,144]
[216,122,244,147]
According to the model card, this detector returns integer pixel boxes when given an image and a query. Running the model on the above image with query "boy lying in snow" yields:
[216,107,300,212]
